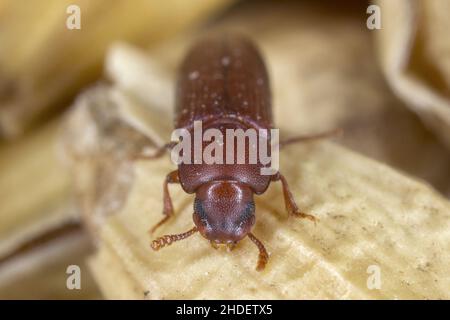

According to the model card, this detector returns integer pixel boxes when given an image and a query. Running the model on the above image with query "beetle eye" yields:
[194,198,208,223]
[239,201,255,225]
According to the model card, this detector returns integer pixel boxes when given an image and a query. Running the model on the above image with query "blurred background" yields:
[0,0,449,299]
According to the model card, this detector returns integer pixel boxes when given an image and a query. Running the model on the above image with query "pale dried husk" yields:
[64,49,450,300]
[0,120,101,299]
[0,0,233,137]
[61,1,450,299]
[375,0,450,149]
[87,141,450,299]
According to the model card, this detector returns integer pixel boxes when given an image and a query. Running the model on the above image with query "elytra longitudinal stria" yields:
[139,34,338,271]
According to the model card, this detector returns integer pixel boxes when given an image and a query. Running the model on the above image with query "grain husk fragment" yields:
[0,0,233,137]
[63,51,450,299]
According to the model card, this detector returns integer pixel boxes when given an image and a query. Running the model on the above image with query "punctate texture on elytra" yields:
[148,34,319,270]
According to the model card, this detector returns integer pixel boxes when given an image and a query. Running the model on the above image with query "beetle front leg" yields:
[133,142,177,160]
[272,173,317,223]
[149,170,180,234]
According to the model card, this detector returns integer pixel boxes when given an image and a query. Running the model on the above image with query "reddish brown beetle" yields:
[142,34,338,271]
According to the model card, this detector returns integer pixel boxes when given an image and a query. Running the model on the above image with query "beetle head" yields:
[193,181,255,244]
[151,179,268,271]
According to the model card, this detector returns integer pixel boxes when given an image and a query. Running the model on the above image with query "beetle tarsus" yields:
[291,210,318,225]
[273,172,318,224]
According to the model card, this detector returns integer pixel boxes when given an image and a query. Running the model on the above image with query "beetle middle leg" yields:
[279,128,342,149]
[272,173,317,223]
[133,141,177,160]
[149,169,180,234]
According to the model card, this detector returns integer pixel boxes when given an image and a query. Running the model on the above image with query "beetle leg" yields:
[149,170,180,234]
[133,141,177,160]
[278,128,342,149]
[272,173,317,223]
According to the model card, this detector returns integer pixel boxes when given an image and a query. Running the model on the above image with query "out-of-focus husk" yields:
[0,0,233,137]
[0,120,74,258]
[374,0,450,149]
[0,119,101,299]
[0,230,101,299]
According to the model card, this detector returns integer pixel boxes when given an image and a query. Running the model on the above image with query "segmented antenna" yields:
[151,227,198,250]
[248,232,269,271]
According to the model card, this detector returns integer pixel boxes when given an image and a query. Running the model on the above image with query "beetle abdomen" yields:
[175,34,273,130]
